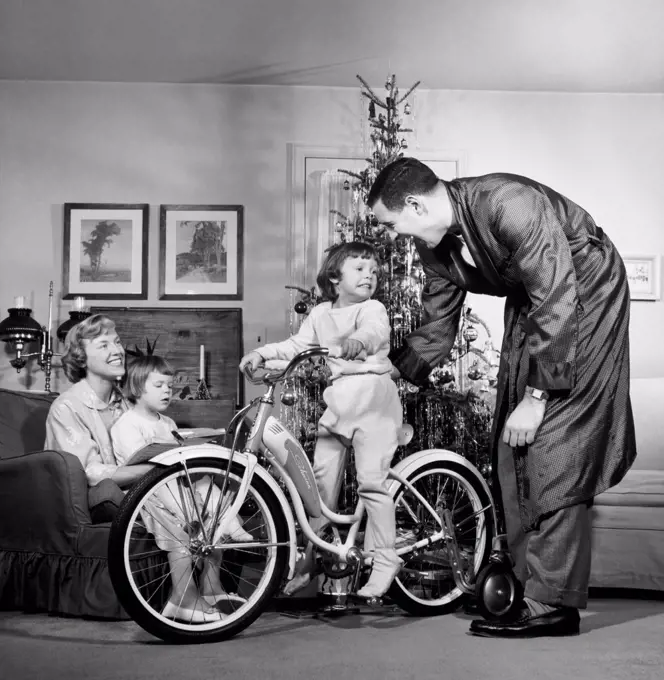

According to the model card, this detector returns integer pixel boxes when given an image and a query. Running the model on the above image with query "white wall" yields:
[0,81,662,395]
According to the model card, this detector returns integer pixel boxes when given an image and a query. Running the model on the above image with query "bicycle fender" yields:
[148,444,299,578]
[388,448,493,504]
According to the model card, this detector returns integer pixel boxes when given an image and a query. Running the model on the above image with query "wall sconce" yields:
[56,296,91,343]
[0,284,91,392]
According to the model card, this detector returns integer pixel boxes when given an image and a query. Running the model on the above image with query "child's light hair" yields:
[316,241,383,302]
[61,314,119,383]
[125,355,175,404]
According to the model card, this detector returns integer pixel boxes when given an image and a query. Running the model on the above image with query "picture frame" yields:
[62,203,149,300]
[623,253,661,301]
[159,204,244,301]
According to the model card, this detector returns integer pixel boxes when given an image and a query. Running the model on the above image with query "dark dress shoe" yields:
[469,607,580,638]
[460,598,481,616]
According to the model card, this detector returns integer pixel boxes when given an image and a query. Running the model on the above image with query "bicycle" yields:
[108,347,515,644]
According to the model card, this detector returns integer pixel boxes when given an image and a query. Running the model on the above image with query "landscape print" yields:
[175,220,228,284]
[159,205,243,301]
[79,219,133,282]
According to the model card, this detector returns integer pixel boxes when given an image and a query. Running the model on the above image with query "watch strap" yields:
[526,386,549,401]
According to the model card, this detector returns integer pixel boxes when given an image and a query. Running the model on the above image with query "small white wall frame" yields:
[623,253,661,301]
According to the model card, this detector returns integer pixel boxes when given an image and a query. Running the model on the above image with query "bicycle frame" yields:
[148,346,496,586]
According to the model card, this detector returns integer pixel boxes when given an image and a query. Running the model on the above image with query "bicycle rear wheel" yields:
[388,460,493,616]
[108,459,288,643]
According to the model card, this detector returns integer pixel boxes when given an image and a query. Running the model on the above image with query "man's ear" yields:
[405,194,426,215]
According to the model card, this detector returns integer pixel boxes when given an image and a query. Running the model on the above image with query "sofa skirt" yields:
[0,549,168,620]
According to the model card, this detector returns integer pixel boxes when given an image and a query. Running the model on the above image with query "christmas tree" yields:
[283,75,497,505]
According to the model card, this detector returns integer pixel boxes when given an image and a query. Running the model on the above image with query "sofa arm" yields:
[0,449,93,554]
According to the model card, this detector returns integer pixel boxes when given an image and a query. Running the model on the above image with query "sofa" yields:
[0,387,165,619]
[590,377,664,591]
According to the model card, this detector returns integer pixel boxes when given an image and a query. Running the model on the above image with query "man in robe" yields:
[368,157,636,638]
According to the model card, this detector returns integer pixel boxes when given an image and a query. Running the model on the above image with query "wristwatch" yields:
[525,386,549,401]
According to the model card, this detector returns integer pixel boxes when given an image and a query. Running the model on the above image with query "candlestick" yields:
[73,296,86,312]
[199,344,205,380]
[14,295,26,309]
[47,281,54,336]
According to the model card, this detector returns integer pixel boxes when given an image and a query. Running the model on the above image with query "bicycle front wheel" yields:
[388,460,493,616]
[108,459,288,644]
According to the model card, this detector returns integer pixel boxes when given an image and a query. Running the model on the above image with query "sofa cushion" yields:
[0,388,58,459]
[595,469,664,507]
[630,377,664,471]
[592,503,664,531]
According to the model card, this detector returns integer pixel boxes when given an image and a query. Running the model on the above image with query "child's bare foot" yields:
[161,599,225,622]
[282,571,314,596]
[203,592,247,606]
[211,513,253,542]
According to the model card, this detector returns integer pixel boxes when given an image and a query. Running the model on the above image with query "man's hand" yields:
[239,351,264,373]
[502,393,547,447]
[339,338,366,360]
[390,365,402,381]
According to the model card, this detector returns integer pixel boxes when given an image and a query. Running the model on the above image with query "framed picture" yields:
[62,203,149,300]
[159,204,244,300]
[623,254,661,301]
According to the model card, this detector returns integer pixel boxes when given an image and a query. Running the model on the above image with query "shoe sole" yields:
[469,625,580,639]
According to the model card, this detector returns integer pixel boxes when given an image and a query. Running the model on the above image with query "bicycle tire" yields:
[387,460,493,616]
[108,458,288,643]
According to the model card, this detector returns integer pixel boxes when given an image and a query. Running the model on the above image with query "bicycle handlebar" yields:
[242,346,330,385]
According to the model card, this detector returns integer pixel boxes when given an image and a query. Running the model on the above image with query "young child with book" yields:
[111,354,251,622]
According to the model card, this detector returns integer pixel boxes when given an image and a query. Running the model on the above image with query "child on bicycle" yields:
[239,241,403,599]
[111,354,251,622]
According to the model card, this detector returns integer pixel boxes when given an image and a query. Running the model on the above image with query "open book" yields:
[124,428,226,466]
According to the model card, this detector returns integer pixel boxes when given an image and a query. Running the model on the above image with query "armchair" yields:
[0,387,165,619]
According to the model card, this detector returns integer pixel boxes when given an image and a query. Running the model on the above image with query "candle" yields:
[73,296,86,312]
[14,295,26,309]
[199,344,205,381]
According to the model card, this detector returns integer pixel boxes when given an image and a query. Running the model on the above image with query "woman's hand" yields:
[112,463,156,489]
[502,394,546,447]
[239,351,264,373]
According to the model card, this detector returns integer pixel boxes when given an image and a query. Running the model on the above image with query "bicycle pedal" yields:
[348,593,384,607]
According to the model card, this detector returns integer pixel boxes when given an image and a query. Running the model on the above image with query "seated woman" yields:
[44,314,153,490]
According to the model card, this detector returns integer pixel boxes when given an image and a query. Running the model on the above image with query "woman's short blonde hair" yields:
[125,355,174,404]
[61,314,118,383]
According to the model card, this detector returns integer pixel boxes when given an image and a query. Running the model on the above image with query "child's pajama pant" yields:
[313,372,402,553]
[142,476,225,552]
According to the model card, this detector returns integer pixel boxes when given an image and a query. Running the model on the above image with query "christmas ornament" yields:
[463,325,479,343]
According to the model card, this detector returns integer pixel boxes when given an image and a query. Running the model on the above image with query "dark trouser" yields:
[497,440,592,609]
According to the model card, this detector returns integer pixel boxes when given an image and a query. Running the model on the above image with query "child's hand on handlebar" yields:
[239,351,264,374]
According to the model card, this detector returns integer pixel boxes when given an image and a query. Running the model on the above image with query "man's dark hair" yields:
[367,157,440,211]
[316,241,383,302]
